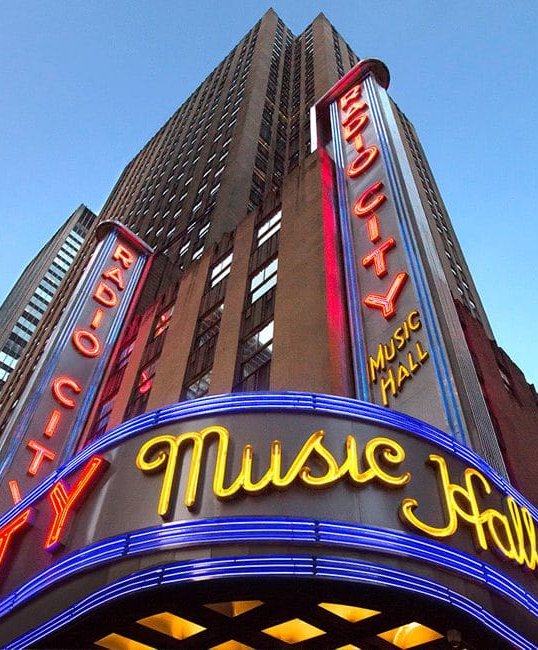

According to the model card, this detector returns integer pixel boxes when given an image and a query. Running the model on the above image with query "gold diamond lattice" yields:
[378,622,443,648]
[209,642,254,650]
[137,612,205,640]
[95,633,155,649]
[205,600,263,617]
[319,602,380,623]
[263,618,326,644]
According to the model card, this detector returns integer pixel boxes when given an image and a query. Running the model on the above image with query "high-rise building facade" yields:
[0,10,536,649]
[0,205,96,389]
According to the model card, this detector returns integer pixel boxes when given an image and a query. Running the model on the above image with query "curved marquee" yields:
[0,393,536,647]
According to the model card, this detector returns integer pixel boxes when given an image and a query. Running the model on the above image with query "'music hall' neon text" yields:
[137,426,538,575]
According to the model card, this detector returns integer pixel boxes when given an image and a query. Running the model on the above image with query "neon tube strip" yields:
[0,517,536,621]
[5,553,535,650]
[0,392,536,645]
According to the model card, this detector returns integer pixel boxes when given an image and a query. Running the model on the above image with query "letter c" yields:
[353,180,386,218]
[408,310,421,331]
[52,376,82,409]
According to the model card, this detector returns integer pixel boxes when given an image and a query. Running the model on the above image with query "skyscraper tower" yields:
[0,10,536,649]
[0,205,96,389]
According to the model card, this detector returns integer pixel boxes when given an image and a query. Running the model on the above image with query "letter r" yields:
[112,244,135,270]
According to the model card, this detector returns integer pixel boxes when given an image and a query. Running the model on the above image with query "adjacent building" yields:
[0,10,536,649]
[0,205,96,390]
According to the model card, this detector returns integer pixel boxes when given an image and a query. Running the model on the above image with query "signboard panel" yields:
[0,394,535,646]
[0,222,152,513]
[316,62,470,442]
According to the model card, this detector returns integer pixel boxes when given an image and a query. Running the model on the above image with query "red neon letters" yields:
[364,272,408,319]
[45,456,107,551]
[52,376,82,409]
[339,83,408,320]
[113,244,135,269]
[0,456,106,574]
[72,329,101,358]
[0,508,34,567]
[26,440,56,476]
[94,281,118,308]
[6,241,137,491]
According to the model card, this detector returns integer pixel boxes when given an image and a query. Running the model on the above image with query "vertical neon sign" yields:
[316,60,467,442]
[0,222,152,513]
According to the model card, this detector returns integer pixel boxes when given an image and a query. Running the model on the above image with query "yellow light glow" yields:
[209,641,254,650]
[205,600,263,617]
[335,645,362,650]
[319,602,380,623]
[263,618,325,644]
[137,612,205,639]
[378,622,443,648]
[137,426,410,515]
[95,633,155,649]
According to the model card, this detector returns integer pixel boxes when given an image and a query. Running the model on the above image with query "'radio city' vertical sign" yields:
[0,222,152,513]
[315,60,466,441]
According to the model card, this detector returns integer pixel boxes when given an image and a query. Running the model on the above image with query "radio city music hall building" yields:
[0,10,536,650]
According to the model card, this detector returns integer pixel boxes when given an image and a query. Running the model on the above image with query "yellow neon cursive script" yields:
[400,454,538,572]
[136,426,410,516]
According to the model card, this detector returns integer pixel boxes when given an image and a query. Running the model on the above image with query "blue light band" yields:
[1,392,535,530]
[363,76,467,444]
[5,553,535,650]
[329,101,369,400]
[0,517,536,623]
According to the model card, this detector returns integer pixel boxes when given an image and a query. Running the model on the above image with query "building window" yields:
[154,305,174,338]
[250,258,278,303]
[236,320,273,391]
[125,361,156,420]
[210,253,233,287]
[184,370,212,400]
[257,210,281,247]
[182,303,224,400]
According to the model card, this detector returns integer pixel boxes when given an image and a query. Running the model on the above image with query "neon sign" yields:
[0,394,535,648]
[0,223,152,512]
[368,309,430,406]
[338,83,408,320]
[137,426,538,575]
[315,62,457,428]
[0,455,106,567]
[26,245,134,478]
[136,427,410,515]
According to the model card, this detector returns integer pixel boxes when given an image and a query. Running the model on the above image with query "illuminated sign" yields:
[0,395,535,648]
[368,309,429,405]
[136,427,410,515]
[136,425,538,574]
[333,78,436,411]
[338,83,408,320]
[0,455,106,571]
[0,222,152,512]
[315,61,473,439]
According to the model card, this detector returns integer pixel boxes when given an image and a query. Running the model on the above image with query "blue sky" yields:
[0,1,536,386]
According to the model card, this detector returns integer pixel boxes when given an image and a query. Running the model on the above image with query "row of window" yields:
[399,111,480,315]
